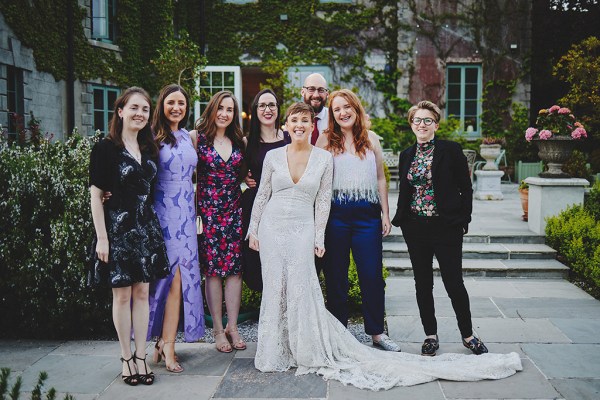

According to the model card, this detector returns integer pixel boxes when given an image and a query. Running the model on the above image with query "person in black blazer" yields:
[391,100,488,357]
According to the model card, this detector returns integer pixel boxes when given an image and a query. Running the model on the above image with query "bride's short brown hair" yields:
[284,102,314,122]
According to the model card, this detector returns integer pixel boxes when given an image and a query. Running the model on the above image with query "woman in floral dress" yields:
[195,90,246,353]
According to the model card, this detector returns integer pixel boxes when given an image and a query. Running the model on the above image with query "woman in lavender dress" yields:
[148,84,204,373]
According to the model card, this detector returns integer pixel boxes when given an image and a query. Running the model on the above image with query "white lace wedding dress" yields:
[247,146,522,390]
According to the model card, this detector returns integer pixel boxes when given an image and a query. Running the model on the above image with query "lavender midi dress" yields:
[148,128,205,342]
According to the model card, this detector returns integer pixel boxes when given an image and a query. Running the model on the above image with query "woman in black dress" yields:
[89,87,170,385]
[242,89,290,291]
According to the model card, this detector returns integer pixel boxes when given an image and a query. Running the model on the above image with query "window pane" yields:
[465,68,478,84]
[107,90,117,110]
[200,73,210,87]
[447,100,461,116]
[465,100,477,115]
[224,72,235,86]
[465,117,477,132]
[200,90,210,102]
[465,84,477,99]
[448,68,461,83]
[94,89,104,111]
[447,84,461,100]
[212,72,223,87]
[94,111,105,131]
[211,87,220,95]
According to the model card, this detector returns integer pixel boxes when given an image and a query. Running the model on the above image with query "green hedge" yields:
[545,182,600,288]
[0,134,113,339]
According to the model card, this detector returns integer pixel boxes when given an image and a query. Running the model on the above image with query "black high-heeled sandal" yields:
[134,353,155,385]
[120,355,139,386]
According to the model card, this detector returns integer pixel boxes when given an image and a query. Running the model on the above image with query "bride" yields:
[247,102,522,390]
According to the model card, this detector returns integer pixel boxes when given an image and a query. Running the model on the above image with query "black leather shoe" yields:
[421,335,439,356]
[463,336,488,355]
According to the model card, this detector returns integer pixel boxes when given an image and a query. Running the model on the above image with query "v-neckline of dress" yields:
[213,142,234,164]
[285,145,314,186]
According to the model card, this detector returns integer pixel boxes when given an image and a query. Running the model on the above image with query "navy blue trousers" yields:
[324,199,385,335]
[400,217,473,338]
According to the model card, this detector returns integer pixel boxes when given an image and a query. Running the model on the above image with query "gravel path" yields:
[176,320,372,344]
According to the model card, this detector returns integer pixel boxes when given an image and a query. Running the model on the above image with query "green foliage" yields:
[563,150,592,179]
[480,79,516,138]
[370,115,410,153]
[554,36,600,136]
[0,133,113,339]
[546,185,600,289]
[0,368,74,400]
[240,281,262,313]
[150,30,207,102]
[505,103,537,163]
[585,181,600,221]
[0,0,174,96]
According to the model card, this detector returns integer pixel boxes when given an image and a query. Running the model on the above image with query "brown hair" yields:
[108,86,158,158]
[326,89,372,159]
[284,102,314,122]
[152,84,190,147]
[195,90,244,150]
[407,100,442,125]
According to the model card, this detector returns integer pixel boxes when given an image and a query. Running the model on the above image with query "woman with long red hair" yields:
[315,89,399,352]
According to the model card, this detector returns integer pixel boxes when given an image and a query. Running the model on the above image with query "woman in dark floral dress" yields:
[89,87,169,386]
[195,90,247,353]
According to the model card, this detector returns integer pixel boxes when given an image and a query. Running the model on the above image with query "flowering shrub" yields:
[0,131,113,339]
[525,105,588,141]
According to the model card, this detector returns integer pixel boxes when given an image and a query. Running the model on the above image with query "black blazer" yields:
[391,139,473,231]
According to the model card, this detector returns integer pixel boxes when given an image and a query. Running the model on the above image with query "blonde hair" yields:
[407,100,442,124]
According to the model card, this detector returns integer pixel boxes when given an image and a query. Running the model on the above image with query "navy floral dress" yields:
[88,138,170,288]
[196,132,243,277]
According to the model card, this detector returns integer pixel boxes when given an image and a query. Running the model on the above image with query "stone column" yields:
[525,177,589,234]
[474,170,505,200]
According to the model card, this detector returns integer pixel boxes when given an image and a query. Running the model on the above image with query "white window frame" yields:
[195,66,242,124]
[91,0,116,43]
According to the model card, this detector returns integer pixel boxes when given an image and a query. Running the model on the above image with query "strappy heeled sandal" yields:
[120,355,139,386]
[153,338,180,364]
[225,326,247,351]
[213,329,233,353]
[163,340,183,373]
[134,353,155,385]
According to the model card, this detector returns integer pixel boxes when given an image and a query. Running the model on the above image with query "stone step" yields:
[382,242,557,260]
[383,258,569,278]
[383,232,546,244]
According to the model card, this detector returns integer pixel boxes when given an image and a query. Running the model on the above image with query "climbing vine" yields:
[0,0,174,96]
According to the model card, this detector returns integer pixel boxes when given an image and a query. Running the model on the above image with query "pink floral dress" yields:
[196,131,243,277]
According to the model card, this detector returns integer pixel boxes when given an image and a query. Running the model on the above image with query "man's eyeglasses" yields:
[257,103,278,111]
[412,117,436,126]
[303,86,329,94]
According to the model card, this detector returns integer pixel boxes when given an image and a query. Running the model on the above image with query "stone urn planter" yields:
[534,136,577,178]
[479,144,502,171]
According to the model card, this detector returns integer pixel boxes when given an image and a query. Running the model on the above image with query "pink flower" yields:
[539,129,552,140]
[571,127,587,139]
[558,107,571,114]
[525,127,538,141]
[548,105,560,113]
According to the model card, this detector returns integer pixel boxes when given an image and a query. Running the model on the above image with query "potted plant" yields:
[479,136,505,170]
[525,105,588,177]
[518,180,529,221]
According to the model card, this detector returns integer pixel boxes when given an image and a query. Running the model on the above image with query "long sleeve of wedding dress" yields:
[313,157,333,248]
[251,146,522,391]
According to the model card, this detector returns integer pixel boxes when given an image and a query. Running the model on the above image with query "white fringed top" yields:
[332,150,380,203]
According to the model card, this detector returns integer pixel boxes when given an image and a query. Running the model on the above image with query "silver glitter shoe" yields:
[372,334,401,352]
